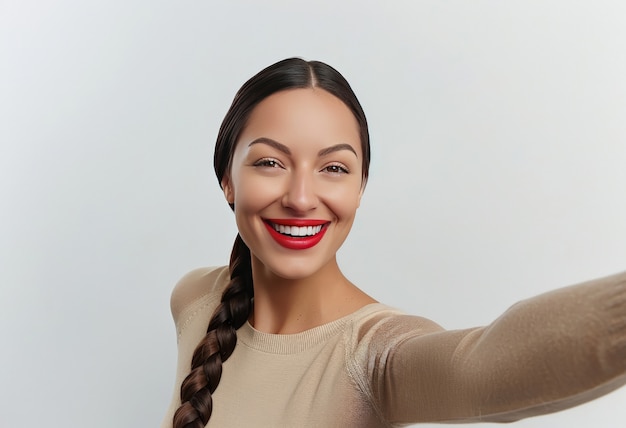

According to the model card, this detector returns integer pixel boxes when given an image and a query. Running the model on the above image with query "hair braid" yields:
[173,234,253,427]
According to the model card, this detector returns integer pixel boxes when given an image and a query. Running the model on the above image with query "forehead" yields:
[237,88,362,155]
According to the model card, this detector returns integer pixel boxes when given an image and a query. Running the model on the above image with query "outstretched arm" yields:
[377,271,626,424]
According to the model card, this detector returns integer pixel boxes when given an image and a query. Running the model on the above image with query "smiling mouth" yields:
[263,219,330,250]
[269,223,324,237]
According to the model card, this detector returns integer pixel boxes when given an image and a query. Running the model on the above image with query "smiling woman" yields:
[161,58,626,428]
[224,88,365,280]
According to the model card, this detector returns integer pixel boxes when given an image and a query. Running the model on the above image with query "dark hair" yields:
[173,58,370,427]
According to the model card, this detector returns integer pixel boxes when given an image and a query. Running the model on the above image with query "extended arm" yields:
[377,271,626,424]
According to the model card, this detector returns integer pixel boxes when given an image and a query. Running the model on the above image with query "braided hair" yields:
[173,58,371,427]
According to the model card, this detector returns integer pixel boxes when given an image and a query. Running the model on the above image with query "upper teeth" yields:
[272,223,323,237]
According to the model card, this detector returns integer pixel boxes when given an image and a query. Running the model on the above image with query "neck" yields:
[249,256,375,334]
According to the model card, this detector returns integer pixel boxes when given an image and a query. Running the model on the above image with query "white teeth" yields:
[271,223,324,237]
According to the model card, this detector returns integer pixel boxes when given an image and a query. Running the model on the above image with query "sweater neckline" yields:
[237,303,391,355]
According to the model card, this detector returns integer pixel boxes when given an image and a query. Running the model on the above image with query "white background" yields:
[1,1,625,427]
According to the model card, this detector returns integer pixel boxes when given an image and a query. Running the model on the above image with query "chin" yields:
[269,263,323,281]
[256,255,333,281]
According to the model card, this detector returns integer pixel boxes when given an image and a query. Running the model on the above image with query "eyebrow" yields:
[318,143,357,158]
[248,138,291,155]
[248,138,357,158]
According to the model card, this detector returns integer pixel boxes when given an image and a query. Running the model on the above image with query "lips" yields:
[263,218,330,250]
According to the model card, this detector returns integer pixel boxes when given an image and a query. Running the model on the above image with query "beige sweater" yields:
[161,266,626,427]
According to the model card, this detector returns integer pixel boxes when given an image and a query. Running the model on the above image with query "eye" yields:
[322,163,349,175]
[253,158,283,169]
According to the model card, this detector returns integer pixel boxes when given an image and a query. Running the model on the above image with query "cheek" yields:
[322,181,362,219]
[232,173,280,212]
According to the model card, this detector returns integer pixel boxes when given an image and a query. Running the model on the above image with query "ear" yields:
[221,175,234,204]
[357,180,366,208]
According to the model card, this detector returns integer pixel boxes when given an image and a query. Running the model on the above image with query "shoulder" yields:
[347,304,445,351]
[170,266,230,325]
[351,304,443,336]
[342,304,446,414]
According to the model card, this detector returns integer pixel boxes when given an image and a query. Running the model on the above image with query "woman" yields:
[162,58,626,427]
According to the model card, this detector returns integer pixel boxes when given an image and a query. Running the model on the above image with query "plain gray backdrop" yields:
[1,1,625,427]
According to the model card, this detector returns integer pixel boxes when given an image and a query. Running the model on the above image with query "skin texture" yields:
[221,88,375,334]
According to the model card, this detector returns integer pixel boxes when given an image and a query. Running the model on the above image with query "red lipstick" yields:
[263,219,329,250]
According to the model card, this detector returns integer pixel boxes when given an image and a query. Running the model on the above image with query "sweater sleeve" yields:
[373,271,626,424]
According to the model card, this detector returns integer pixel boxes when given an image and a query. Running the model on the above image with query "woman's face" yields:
[222,88,364,280]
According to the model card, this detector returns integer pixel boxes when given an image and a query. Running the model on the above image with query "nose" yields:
[281,170,318,214]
